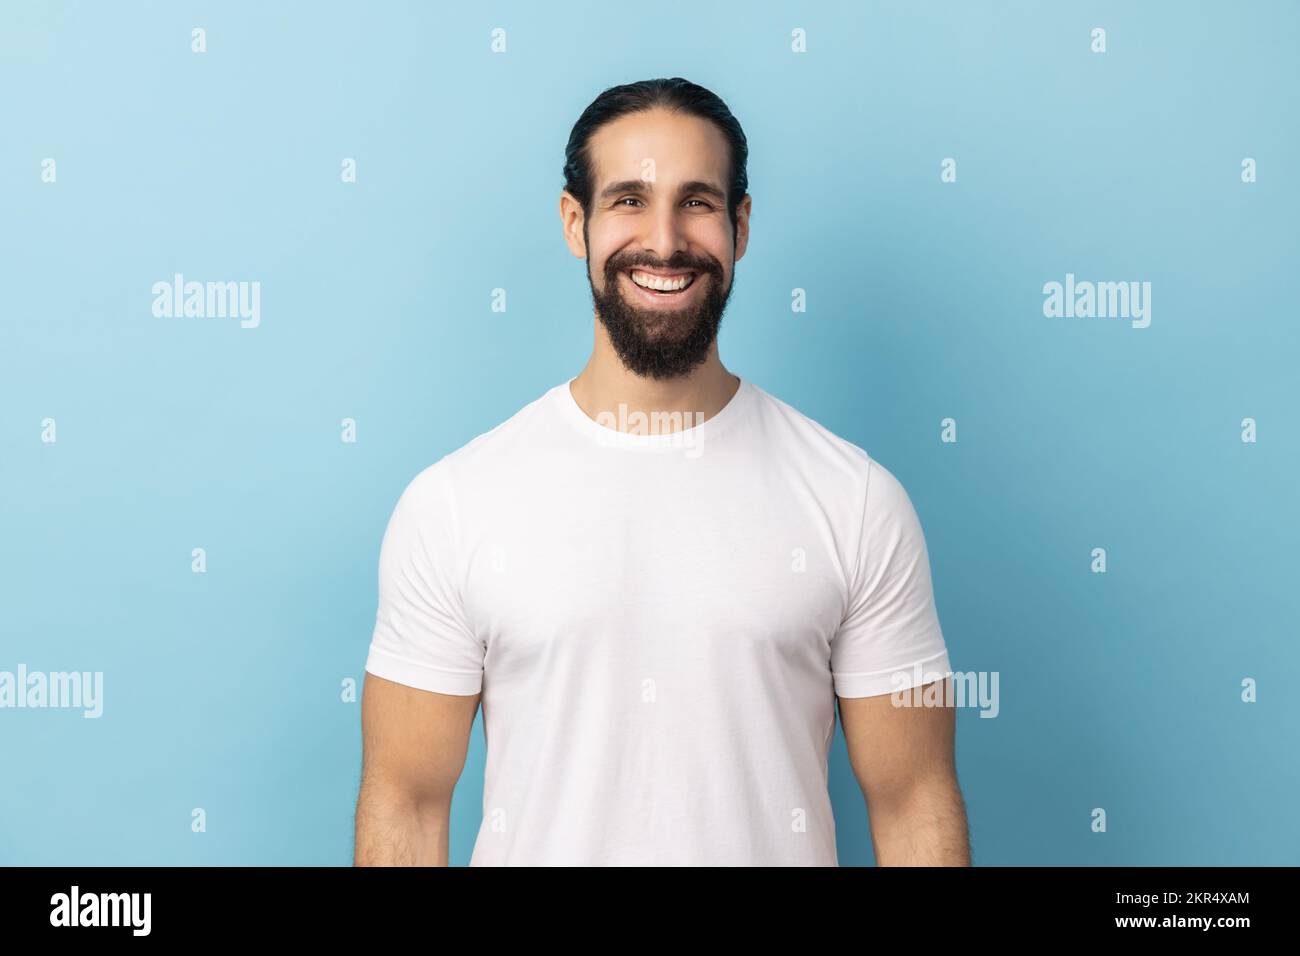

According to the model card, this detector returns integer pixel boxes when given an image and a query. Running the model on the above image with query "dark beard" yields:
[586,230,735,381]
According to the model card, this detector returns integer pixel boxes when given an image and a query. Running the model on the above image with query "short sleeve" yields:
[830,458,953,698]
[364,468,485,696]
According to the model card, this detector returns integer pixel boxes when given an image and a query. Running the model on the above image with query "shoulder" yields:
[747,380,923,521]
[396,382,560,508]
[746,380,874,482]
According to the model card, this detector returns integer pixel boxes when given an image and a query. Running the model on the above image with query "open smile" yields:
[623,268,699,299]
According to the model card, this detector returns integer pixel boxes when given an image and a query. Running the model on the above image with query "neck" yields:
[569,322,740,433]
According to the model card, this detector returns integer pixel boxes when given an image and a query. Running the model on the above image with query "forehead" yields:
[586,108,730,192]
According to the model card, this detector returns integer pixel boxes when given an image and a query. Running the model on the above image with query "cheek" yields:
[588,249,616,282]
[592,244,625,277]
[698,232,733,271]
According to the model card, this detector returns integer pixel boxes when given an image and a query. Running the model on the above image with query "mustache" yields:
[606,257,721,276]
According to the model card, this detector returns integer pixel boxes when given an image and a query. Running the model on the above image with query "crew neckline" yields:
[554,375,756,451]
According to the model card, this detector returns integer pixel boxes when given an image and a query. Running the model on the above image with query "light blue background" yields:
[2,0,1296,865]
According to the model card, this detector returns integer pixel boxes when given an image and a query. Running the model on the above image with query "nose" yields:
[638,202,691,266]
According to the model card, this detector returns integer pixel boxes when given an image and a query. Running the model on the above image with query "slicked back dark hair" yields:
[562,77,749,236]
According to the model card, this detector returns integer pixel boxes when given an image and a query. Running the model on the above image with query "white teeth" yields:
[630,270,694,292]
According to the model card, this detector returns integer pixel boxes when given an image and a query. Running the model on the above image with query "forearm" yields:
[354,783,451,866]
[867,778,971,866]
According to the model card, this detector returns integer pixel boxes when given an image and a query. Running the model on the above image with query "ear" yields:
[732,193,752,262]
[559,191,587,259]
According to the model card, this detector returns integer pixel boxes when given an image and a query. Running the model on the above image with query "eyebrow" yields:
[598,179,728,204]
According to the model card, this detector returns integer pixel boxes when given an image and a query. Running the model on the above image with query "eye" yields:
[616,197,643,207]
[684,199,711,208]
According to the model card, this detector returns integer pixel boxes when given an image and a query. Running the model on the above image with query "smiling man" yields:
[355,77,970,867]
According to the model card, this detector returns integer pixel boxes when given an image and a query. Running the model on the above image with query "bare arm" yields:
[838,678,970,865]
[354,672,480,866]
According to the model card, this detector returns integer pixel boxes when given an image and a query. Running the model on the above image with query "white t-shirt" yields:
[364,376,953,865]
